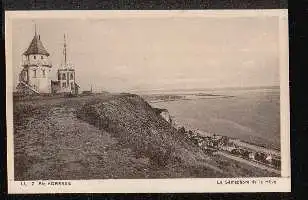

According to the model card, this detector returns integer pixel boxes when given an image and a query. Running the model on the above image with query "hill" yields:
[13,93,276,180]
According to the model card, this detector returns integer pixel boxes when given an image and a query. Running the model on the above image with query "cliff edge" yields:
[76,94,221,172]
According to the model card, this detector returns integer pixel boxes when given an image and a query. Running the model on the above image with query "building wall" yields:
[57,69,76,93]
[51,80,62,94]
[18,53,52,94]
[19,69,29,83]
[22,54,51,70]
[19,62,51,93]
[26,66,51,93]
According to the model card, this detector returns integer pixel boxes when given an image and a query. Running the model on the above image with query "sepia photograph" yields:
[5,10,290,193]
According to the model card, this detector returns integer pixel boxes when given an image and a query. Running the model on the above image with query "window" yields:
[71,82,74,89]
[34,55,36,60]
[62,73,66,80]
[70,73,74,80]
[23,71,28,81]
[41,56,44,59]
[62,82,66,88]
[42,69,46,77]
[33,69,37,78]
[58,73,61,80]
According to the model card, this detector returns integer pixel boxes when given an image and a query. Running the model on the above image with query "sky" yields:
[11,15,280,93]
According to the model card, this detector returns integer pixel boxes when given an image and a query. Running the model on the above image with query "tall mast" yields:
[34,24,37,36]
[63,34,67,68]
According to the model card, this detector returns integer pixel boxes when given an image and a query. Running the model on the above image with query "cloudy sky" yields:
[11,15,280,92]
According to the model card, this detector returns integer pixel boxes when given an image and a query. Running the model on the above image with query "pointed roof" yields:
[23,34,50,56]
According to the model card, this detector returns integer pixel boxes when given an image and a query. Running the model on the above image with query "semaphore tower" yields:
[51,34,79,94]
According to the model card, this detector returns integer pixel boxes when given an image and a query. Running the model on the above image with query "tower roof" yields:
[23,34,50,56]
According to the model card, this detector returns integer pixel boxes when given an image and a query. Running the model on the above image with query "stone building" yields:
[51,34,79,95]
[16,30,52,95]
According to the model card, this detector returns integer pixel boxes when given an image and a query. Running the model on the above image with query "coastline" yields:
[142,93,234,103]
[148,91,281,173]
[146,89,280,152]
[172,119,280,156]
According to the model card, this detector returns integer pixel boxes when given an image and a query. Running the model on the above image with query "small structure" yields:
[249,152,255,160]
[221,146,236,152]
[265,154,273,163]
[82,85,93,95]
[82,91,92,95]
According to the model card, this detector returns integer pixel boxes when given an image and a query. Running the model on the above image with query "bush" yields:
[178,127,186,134]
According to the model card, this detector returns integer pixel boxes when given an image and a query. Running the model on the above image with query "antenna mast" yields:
[34,24,37,36]
[64,34,67,68]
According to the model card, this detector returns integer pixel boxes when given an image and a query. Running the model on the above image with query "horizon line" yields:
[127,85,280,94]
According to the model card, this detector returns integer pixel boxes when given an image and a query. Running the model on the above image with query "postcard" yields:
[5,10,290,193]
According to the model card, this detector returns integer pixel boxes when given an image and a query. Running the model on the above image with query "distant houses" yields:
[178,127,281,169]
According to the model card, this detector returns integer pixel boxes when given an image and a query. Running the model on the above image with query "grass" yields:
[13,93,277,180]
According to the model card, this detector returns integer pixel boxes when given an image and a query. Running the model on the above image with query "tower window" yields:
[70,73,74,80]
[23,71,28,81]
[34,55,36,60]
[62,82,66,87]
[42,69,46,77]
[62,73,66,80]
[33,69,37,78]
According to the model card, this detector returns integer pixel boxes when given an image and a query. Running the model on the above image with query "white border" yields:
[5,10,290,193]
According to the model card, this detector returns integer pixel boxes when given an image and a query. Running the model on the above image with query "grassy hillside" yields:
[77,93,226,174]
[13,93,277,180]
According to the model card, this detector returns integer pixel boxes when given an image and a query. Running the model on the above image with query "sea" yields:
[147,87,280,150]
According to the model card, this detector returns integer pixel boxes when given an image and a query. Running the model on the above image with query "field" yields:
[13,93,278,180]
